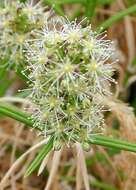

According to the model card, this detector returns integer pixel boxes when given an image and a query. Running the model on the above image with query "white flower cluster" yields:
[0,0,49,69]
[25,17,116,150]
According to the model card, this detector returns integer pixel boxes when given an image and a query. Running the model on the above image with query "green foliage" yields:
[126,0,136,6]
[24,136,54,177]
[0,103,33,127]
[85,0,97,19]
[0,78,14,97]
[97,0,114,5]
[98,4,136,32]
[11,12,34,33]
[89,135,136,153]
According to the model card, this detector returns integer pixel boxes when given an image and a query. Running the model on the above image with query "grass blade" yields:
[85,0,97,19]
[43,0,64,16]
[97,4,136,32]
[89,135,136,152]
[90,135,136,148]
[0,103,33,127]
[24,136,54,177]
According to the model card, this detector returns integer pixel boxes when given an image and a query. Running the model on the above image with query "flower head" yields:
[0,0,49,69]
[24,16,117,150]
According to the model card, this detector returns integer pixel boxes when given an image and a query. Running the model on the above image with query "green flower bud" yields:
[82,142,90,152]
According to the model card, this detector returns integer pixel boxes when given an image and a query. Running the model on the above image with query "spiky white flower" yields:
[24,16,116,150]
[23,0,42,17]
[0,0,49,69]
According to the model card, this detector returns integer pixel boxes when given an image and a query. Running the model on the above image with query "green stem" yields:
[89,135,136,152]
[0,103,136,153]
[0,104,33,127]
[98,4,136,32]
[90,135,136,148]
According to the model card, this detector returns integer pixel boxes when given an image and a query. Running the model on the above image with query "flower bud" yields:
[82,142,90,152]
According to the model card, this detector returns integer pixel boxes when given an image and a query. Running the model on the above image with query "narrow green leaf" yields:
[0,103,33,127]
[89,135,136,152]
[91,135,136,148]
[24,136,54,177]
[98,4,136,32]
[0,69,15,96]
[43,0,64,16]
[85,0,97,19]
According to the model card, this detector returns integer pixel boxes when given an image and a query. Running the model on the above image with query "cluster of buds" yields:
[0,0,49,69]
[24,16,116,150]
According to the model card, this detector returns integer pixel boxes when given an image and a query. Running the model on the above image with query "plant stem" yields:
[0,104,33,127]
[89,135,136,152]
[0,103,136,153]
[90,135,136,148]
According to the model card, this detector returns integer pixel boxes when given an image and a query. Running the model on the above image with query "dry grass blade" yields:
[0,138,49,189]
[44,149,62,190]
[76,143,90,190]
[38,152,51,176]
